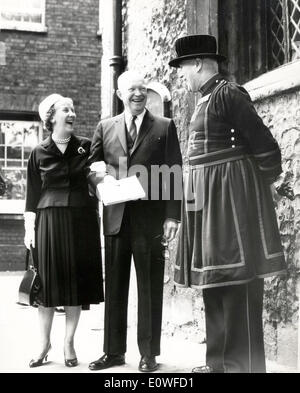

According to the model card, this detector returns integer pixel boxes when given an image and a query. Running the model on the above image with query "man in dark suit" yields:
[88,71,182,372]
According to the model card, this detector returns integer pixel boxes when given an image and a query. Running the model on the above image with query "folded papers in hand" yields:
[97,175,146,206]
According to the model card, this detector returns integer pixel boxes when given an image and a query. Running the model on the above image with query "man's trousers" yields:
[103,203,165,357]
[203,279,266,373]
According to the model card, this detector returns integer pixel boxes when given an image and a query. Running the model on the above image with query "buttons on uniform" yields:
[230,129,235,147]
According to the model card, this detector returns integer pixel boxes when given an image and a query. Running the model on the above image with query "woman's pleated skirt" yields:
[35,207,104,308]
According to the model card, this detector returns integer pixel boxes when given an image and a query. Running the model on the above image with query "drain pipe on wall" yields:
[110,0,124,117]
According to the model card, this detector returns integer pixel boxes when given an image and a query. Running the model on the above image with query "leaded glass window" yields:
[269,0,300,67]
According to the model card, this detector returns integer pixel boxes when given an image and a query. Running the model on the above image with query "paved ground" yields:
[0,272,298,374]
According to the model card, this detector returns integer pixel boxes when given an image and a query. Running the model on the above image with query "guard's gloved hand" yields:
[24,212,36,249]
[273,173,294,201]
[275,181,294,200]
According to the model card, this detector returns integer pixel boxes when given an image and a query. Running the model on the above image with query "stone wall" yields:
[253,90,300,367]
[122,0,206,341]
[101,0,194,157]
[124,0,194,160]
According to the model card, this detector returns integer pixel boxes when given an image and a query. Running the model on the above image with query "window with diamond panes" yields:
[269,0,300,68]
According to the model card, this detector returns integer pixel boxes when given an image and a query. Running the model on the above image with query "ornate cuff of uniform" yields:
[253,147,283,184]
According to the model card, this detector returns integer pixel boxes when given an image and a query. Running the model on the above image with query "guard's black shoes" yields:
[138,355,159,372]
[89,353,125,371]
[192,365,224,373]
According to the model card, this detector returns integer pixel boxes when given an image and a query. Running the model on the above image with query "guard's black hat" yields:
[169,34,226,68]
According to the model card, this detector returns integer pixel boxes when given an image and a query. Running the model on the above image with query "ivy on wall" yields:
[145,0,192,162]
[122,0,193,161]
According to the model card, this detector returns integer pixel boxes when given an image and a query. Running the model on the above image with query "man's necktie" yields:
[129,115,137,143]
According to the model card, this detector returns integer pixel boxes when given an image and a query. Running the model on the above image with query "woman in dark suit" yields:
[24,94,104,368]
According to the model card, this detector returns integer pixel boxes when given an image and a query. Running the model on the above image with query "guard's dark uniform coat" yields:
[175,74,286,290]
[174,73,286,373]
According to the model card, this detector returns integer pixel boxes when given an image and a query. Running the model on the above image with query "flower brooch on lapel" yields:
[78,146,86,155]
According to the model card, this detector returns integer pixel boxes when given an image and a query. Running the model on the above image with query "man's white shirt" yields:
[124,109,146,135]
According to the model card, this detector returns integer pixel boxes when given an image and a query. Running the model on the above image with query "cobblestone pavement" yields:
[0,272,298,374]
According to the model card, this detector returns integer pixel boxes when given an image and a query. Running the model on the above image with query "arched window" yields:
[146,82,171,118]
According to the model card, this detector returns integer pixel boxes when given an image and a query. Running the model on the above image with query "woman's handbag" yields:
[18,248,42,307]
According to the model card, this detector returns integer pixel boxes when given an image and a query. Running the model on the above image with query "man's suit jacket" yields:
[88,110,182,236]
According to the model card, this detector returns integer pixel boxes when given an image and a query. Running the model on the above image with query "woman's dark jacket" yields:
[25,134,97,212]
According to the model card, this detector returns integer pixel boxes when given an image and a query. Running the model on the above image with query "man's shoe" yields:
[192,365,224,373]
[138,356,159,372]
[89,354,125,371]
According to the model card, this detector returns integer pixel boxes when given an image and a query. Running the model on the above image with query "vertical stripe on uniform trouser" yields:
[222,282,257,372]
[246,283,252,373]
[248,279,266,373]
[203,287,226,372]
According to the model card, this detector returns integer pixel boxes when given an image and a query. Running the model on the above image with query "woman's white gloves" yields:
[24,212,36,249]
[90,161,117,199]
[90,161,107,180]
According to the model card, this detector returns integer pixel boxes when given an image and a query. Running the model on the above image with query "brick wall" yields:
[0,218,25,271]
[0,0,102,270]
[0,0,101,138]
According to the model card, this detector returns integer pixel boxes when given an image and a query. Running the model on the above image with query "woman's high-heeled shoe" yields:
[64,345,78,367]
[29,343,52,368]
[64,357,78,367]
